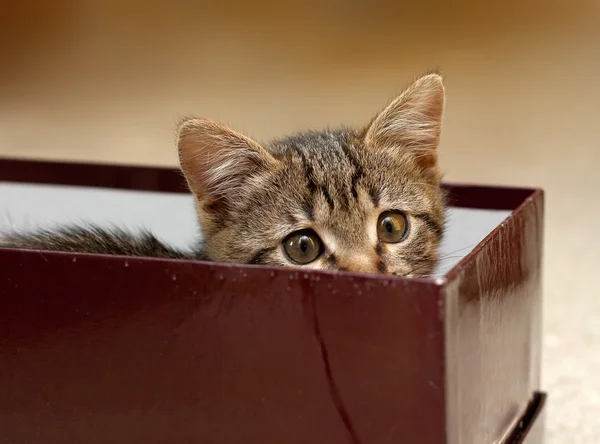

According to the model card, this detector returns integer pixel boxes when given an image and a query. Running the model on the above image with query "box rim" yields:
[0,157,543,286]
[442,188,543,283]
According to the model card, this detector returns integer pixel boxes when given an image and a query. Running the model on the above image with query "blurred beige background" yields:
[1,0,599,441]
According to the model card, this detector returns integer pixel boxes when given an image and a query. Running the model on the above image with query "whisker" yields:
[402,261,433,277]
[405,258,463,278]
[403,246,475,277]
[436,254,467,263]
[434,257,464,271]
[436,244,477,260]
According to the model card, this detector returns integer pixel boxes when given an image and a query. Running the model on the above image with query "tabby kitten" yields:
[0,73,446,276]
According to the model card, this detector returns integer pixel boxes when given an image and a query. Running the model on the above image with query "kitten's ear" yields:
[177,118,279,214]
[363,73,445,168]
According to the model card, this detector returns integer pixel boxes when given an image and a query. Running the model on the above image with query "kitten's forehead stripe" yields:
[292,146,318,194]
[369,188,381,207]
[304,205,315,222]
[321,187,335,210]
[339,137,365,201]
[290,143,336,212]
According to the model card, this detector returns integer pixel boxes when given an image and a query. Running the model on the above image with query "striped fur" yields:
[179,73,447,276]
[1,73,447,276]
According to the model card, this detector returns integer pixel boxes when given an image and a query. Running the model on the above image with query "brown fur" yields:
[178,73,446,276]
[1,73,446,276]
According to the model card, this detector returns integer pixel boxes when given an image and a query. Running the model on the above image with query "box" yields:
[0,158,545,444]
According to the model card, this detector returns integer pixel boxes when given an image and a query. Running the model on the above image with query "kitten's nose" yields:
[339,254,378,274]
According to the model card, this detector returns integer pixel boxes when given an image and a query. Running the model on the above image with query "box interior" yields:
[0,182,511,277]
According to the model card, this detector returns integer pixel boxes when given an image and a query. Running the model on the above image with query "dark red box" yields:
[0,158,545,444]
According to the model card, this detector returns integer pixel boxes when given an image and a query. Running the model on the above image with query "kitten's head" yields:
[178,73,446,276]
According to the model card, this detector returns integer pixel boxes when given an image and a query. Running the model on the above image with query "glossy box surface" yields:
[0,159,545,444]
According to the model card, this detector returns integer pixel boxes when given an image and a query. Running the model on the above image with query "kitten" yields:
[0,73,446,277]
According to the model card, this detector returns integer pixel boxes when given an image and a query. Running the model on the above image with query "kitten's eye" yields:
[282,230,323,265]
[377,211,409,243]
